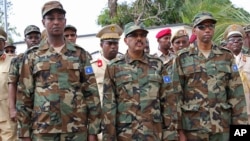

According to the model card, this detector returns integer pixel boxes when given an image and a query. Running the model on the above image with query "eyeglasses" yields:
[5,50,14,53]
[227,37,243,43]
[196,24,215,30]
[64,34,76,37]
[126,32,147,38]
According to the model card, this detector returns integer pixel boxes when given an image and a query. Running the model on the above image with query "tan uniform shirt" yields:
[0,54,15,121]
[154,50,175,64]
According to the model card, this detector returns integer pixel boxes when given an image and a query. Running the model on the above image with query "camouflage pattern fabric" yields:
[8,53,24,84]
[172,44,248,134]
[16,41,101,139]
[102,53,172,141]
[32,132,86,141]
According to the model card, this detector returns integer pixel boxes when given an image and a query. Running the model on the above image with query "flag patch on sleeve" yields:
[85,66,94,74]
[163,75,171,83]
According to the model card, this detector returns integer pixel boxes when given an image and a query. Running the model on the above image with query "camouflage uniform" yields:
[171,44,248,140]
[102,52,172,141]
[16,40,101,139]
[8,53,24,84]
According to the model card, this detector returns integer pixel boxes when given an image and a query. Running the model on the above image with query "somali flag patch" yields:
[163,75,171,83]
[232,64,238,72]
[85,66,94,75]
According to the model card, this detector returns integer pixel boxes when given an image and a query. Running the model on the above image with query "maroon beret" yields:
[156,28,171,39]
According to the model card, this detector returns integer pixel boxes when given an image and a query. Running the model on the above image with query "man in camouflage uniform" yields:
[171,12,248,141]
[16,1,101,141]
[8,25,41,121]
[64,24,77,44]
[102,22,171,141]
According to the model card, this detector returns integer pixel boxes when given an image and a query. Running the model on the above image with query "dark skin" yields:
[157,34,171,55]
[101,40,119,60]
[226,35,243,56]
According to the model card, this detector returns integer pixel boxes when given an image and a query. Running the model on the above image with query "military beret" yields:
[243,24,250,33]
[24,25,41,36]
[223,24,245,40]
[189,34,197,43]
[124,22,148,37]
[192,12,217,27]
[64,25,77,32]
[171,29,189,43]
[0,27,7,41]
[156,28,171,39]
[96,24,123,42]
[42,1,66,17]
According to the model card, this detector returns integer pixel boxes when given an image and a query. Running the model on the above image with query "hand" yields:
[9,108,17,121]
[178,130,187,141]
[20,137,32,141]
[88,134,98,141]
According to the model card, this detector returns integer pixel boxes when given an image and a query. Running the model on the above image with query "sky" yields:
[6,0,250,42]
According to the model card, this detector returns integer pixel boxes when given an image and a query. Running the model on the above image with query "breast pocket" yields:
[33,61,51,86]
[182,65,202,87]
[148,74,162,97]
[116,74,133,98]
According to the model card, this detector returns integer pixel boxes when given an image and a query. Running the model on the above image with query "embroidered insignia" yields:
[163,75,171,83]
[85,66,94,74]
[110,26,115,32]
[232,64,238,72]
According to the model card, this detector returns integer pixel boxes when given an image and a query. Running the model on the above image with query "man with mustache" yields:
[91,24,122,140]
[102,22,170,141]
[171,12,248,141]
[8,25,41,122]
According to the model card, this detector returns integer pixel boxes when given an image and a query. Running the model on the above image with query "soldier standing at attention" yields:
[224,24,250,123]
[172,12,248,141]
[8,25,41,121]
[91,24,122,141]
[16,1,101,141]
[102,22,171,141]
[0,28,17,141]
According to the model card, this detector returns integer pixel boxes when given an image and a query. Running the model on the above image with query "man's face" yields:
[193,20,215,44]
[172,36,190,53]
[124,30,147,53]
[101,40,119,60]
[25,32,41,48]
[64,29,77,43]
[42,10,66,36]
[4,46,15,55]
[157,34,171,52]
[226,35,243,55]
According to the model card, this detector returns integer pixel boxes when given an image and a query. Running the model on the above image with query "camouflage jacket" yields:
[102,52,173,141]
[172,44,248,133]
[8,53,24,84]
[16,41,101,137]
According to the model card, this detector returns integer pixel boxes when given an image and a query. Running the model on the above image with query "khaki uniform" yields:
[153,50,175,64]
[0,54,17,141]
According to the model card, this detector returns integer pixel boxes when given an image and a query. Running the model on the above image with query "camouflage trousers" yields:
[183,130,229,141]
[31,132,87,141]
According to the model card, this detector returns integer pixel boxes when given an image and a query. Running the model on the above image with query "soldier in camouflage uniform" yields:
[102,22,171,141]
[16,1,101,141]
[171,12,248,141]
[8,25,41,121]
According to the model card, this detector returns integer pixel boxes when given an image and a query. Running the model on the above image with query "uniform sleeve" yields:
[81,51,101,134]
[16,53,35,137]
[228,56,248,124]
[8,56,21,84]
[102,65,117,141]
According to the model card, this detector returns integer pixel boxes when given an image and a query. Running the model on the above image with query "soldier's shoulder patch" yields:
[232,64,238,72]
[85,66,94,74]
[163,75,172,83]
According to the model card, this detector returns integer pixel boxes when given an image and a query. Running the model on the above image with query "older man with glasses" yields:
[171,12,248,141]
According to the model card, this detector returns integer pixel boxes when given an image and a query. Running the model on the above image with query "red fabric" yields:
[97,59,102,67]
[189,34,197,43]
[156,28,171,39]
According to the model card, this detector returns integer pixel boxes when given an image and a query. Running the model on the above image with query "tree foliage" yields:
[98,0,250,44]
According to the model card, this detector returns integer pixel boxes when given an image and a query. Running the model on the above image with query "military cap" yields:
[24,25,41,36]
[64,24,77,32]
[192,12,217,27]
[156,28,171,39]
[243,24,250,33]
[171,29,189,43]
[223,24,245,40]
[42,1,66,17]
[96,24,123,42]
[124,22,148,37]
[4,42,16,49]
[0,27,7,41]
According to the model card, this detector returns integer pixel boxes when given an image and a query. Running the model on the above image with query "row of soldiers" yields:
[0,0,250,141]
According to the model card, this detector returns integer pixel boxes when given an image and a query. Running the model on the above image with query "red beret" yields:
[189,34,197,43]
[156,28,171,39]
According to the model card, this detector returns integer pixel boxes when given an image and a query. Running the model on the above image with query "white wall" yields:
[14,24,192,55]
